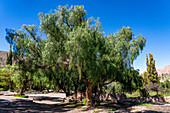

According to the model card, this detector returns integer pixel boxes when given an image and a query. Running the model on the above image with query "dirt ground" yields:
[0,95,170,113]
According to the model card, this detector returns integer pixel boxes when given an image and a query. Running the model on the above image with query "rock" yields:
[164,96,170,103]
[99,93,127,103]
[68,92,85,102]
[100,93,107,101]
[65,97,71,103]
[3,91,17,96]
[115,93,127,103]
[151,97,155,103]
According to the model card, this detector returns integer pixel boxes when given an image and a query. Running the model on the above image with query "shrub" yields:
[14,94,28,98]
[95,101,100,106]
[83,98,86,105]
[154,93,164,97]
[138,87,149,97]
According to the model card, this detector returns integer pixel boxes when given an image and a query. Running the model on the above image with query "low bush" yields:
[83,98,86,105]
[14,94,28,98]
[138,87,149,97]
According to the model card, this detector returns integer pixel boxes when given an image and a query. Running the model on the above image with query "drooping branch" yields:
[23,25,37,42]
[103,79,115,86]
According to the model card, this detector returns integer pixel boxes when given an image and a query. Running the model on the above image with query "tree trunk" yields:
[40,81,42,91]
[81,70,94,106]
[86,84,93,106]
[95,84,102,103]
[95,77,107,103]
[47,88,49,93]
[67,87,70,96]
[74,84,78,102]
[9,81,13,91]
[156,90,158,96]
[66,92,70,96]
[19,81,27,95]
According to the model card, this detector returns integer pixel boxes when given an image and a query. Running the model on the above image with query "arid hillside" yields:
[157,65,170,75]
[0,51,8,65]
[0,51,17,66]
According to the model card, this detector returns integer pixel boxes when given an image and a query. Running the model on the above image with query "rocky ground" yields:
[0,92,170,113]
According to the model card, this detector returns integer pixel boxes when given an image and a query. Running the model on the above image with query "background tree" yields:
[4,45,14,91]
[6,45,13,65]
[141,53,160,96]
[146,53,159,84]
[0,66,9,91]
[0,65,18,91]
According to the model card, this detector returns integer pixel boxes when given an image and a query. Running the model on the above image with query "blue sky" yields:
[0,0,170,73]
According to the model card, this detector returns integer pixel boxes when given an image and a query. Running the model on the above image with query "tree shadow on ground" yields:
[116,101,167,113]
[80,101,167,113]
[0,99,71,113]
[0,98,168,113]
[29,96,64,102]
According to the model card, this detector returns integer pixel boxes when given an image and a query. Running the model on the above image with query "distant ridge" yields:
[157,65,170,75]
[0,51,8,65]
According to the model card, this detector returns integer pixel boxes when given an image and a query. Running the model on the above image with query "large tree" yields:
[5,5,146,106]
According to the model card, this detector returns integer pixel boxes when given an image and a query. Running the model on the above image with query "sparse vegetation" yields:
[14,94,28,98]
[132,102,153,106]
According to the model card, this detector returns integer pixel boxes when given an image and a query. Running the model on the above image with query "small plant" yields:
[83,98,86,105]
[138,87,149,97]
[0,88,3,91]
[95,102,100,106]
[153,93,165,97]
[14,94,28,98]
[106,107,117,112]
[132,102,153,106]
[93,110,103,113]
[24,91,29,94]
[77,106,86,109]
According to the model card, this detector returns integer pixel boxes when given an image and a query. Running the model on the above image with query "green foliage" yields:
[140,53,160,96]
[121,68,143,93]
[5,5,146,103]
[132,102,153,106]
[83,98,86,105]
[95,102,100,106]
[161,79,170,89]
[141,71,149,85]
[6,45,13,65]
[161,73,170,81]
[14,94,28,98]
[0,65,15,90]
[93,110,103,113]
[146,53,159,84]
[105,82,123,93]
[138,87,149,97]
[160,76,170,95]
[78,80,86,93]
[126,92,140,98]
[160,74,170,89]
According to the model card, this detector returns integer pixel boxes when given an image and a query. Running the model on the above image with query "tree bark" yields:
[95,77,107,103]
[19,81,27,95]
[95,84,102,103]
[9,81,13,91]
[86,84,93,106]
[74,84,78,102]
[81,70,94,106]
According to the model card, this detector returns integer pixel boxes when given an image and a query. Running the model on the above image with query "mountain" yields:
[157,65,170,75]
[0,51,8,65]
